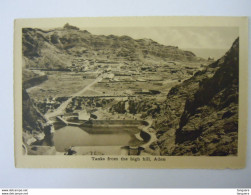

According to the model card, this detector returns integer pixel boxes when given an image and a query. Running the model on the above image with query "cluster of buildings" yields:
[69,58,94,72]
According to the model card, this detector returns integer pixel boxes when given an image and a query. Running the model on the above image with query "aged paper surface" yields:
[14,16,248,168]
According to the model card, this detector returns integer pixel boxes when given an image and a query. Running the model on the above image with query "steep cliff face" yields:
[22,89,46,133]
[22,69,50,146]
[155,38,239,156]
[22,24,202,69]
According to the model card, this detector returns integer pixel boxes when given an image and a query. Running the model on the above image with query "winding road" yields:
[141,119,157,149]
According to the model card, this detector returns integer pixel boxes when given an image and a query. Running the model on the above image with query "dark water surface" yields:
[53,125,144,152]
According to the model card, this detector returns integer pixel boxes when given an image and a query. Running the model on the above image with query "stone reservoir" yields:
[47,119,151,155]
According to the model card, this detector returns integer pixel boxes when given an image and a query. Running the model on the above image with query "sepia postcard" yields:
[14,16,248,168]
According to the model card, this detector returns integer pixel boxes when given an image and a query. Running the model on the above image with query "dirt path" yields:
[45,76,102,119]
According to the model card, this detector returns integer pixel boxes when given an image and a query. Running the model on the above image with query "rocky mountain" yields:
[153,38,239,156]
[22,23,202,69]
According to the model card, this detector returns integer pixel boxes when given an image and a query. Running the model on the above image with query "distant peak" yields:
[63,23,80,30]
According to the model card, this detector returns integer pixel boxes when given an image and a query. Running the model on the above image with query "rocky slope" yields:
[22,69,50,146]
[22,23,203,69]
[153,38,239,156]
[22,89,46,133]
[110,97,161,119]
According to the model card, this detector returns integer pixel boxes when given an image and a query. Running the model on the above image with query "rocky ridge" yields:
[22,24,203,69]
[153,38,239,156]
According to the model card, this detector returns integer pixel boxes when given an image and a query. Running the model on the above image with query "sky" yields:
[82,26,238,50]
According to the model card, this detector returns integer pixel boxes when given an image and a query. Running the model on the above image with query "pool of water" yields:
[53,125,145,152]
